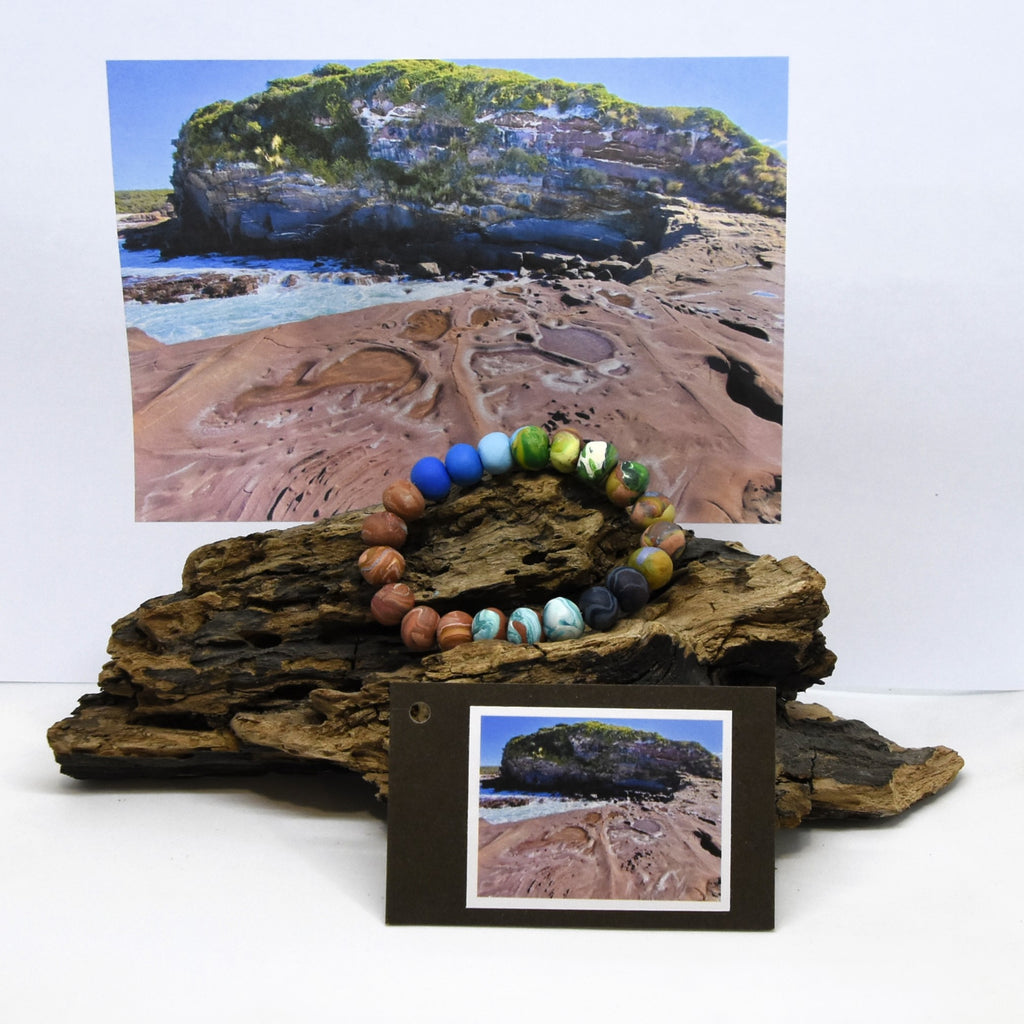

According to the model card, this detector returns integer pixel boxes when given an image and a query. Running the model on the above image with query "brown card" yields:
[386,683,775,929]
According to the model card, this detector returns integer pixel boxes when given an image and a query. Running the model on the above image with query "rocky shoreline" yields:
[122,271,264,305]
[163,62,784,270]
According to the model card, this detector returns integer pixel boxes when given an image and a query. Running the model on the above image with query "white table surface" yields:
[3,682,1022,1023]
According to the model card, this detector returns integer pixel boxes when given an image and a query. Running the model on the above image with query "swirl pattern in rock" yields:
[129,205,784,523]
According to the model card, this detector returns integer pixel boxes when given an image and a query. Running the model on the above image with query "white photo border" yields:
[466,704,733,912]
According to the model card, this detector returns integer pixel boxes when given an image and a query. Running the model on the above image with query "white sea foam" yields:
[478,790,612,825]
[120,246,480,344]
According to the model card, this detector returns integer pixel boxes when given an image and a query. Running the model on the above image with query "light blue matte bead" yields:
[507,607,543,644]
[478,431,513,475]
[445,443,484,487]
[542,597,585,640]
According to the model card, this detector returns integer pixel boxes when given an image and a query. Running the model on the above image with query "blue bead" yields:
[478,431,513,475]
[409,456,451,502]
[578,586,621,631]
[542,597,585,640]
[605,566,650,613]
[444,443,484,487]
[507,607,543,644]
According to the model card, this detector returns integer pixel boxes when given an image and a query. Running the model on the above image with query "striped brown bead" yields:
[361,510,409,548]
[382,479,426,521]
[370,582,416,626]
[436,610,474,650]
[400,606,440,651]
[358,545,405,585]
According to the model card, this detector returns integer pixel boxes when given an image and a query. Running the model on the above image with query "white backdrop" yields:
[2,0,1021,690]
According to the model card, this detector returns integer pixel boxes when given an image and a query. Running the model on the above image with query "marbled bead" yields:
[542,597,585,640]
[436,610,474,650]
[410,456,452,502]
[605,460,650,507]
[626,546,674,590]
[361,510,408,548]
[605,565,650,613]
[578,586,621,631]
[400,606,440,651]
[478,431,513,475]
[549,428,583,473]
[370,582,416,626]
[510,425,550,470]
[576,440,618,488]
[471,607,508,642]
[358,545,406,585]
[382,479,426,521]
[507,606,543,644]
[444,443,484,487]
[630,492,677,528]
[641,520,688,567]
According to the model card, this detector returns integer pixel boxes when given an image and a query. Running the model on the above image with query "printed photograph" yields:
[109,58,787,524]
[467,708,731,910]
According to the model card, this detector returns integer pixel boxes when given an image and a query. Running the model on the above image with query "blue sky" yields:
[107,57,788,191]
[477,713,725,768]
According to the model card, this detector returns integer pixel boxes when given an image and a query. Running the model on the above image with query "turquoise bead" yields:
[471,607,507,642]
[542,597,585,640]
[507,607,543,644]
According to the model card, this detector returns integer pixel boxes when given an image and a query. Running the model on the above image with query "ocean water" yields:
[120,246,481,344]
[478,788,612,825]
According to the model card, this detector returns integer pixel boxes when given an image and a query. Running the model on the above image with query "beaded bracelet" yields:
[356,424,689,652]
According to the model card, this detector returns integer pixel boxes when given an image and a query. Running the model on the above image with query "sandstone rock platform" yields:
[129,203,784,524]
[477,779,724,902]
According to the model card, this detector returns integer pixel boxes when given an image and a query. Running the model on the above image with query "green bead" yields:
[510,425,550,470]
[576,440,618,488]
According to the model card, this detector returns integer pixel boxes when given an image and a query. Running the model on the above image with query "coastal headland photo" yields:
[470,713,728,907]
[110,59,787,523]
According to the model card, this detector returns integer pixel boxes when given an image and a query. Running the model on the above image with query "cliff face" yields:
[166,60,785,269]
[499,721,722,796]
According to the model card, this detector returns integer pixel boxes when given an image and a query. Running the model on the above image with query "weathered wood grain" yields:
[47,473,963,824]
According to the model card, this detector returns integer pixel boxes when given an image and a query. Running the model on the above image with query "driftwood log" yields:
[48,474,963,825]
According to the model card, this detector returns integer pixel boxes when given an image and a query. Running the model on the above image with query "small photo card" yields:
[386,683,775,929]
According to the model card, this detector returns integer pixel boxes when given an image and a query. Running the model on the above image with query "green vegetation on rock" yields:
[115,189,173,215]
[172,60,785,216]
[500,720,722,796]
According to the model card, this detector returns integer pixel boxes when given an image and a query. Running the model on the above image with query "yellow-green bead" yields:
[605,460,650,507]
[510,425,550,470]
[627,546,674,590]
[641,520,688,566]
[549,428,582,473]
[630,492,676,528]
